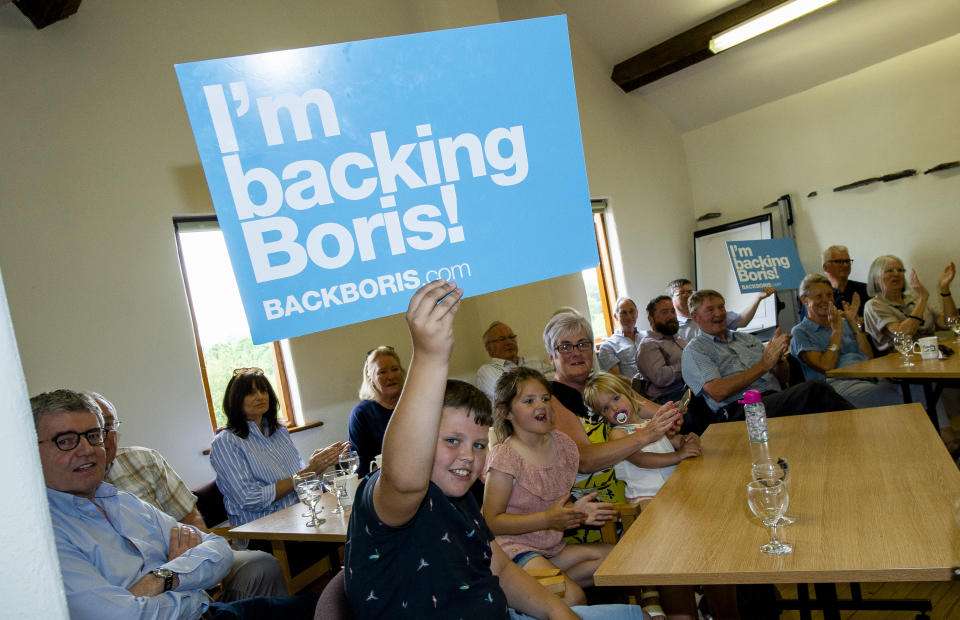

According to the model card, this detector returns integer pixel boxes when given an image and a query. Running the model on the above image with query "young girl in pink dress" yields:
[482,367,616,606]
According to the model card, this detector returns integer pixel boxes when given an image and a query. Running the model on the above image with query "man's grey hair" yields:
[30,389,103,429]
[482,321,508,344]
[84,390,116,419]
[822,245,849,265]
[800,273,832,298]
[666,278,692,296]
[542,312,594,357]
[614,297,634,312]
[688,289,724,316]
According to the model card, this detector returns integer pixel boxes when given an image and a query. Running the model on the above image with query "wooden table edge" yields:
[595,566,957,587]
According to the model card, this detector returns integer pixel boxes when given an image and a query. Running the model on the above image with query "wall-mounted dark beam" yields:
[612,0,789,92]
[13,0,82,29]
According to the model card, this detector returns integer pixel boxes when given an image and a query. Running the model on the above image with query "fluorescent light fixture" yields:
[709,0,839,53]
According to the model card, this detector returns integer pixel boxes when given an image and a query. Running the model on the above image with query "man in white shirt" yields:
[475,321,552,399]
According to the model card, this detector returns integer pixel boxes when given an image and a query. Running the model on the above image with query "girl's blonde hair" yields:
[583,372,642,424]
[493,366,551,443]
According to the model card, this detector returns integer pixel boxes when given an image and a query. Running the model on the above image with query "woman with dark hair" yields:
[211,368,348,526]
[348,346,406,476]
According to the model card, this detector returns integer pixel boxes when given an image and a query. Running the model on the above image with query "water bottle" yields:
[740,389,771,462]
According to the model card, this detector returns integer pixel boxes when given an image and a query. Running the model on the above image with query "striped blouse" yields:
[210,421,304,525]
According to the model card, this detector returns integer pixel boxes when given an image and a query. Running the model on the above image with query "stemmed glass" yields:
[746,480,792,555]
[947,316,960,343]
[293,472,318,517]
[751,457,796,525]
[339,450,360,477]
[893,331,915,367]
[323,472,346,514]
[298,480,325,526]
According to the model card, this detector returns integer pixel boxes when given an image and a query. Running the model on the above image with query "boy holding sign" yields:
[344,280,644,619]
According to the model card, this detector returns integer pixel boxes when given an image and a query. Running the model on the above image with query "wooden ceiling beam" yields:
[611,0,789,92]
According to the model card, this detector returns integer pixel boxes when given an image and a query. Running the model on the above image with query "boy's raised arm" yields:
[372,280,462,527]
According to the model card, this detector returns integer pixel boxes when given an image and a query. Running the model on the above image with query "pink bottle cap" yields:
[738,389,762,405]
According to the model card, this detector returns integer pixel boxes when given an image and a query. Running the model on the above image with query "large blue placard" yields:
[725,238,805,292]
[175,16,595,343]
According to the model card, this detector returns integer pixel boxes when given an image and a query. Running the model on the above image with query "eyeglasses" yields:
[233,367,264,376]
[828,259,854,265]
[104,420,121,433]
[39,428,106,452]
[555,341,593,354]
[486,334,517,345]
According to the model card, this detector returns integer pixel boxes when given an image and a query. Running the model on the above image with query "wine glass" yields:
[339,450,360,476]
[323,472,346,514]
[299,481,325,526]
[751,457,796,525]
[293,472,318,517]
[893,331,915,367]
[947,316,960,343]
[746,480,792,555]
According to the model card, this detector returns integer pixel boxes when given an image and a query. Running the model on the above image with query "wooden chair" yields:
[524,568,566,596]
[600,502,642,544]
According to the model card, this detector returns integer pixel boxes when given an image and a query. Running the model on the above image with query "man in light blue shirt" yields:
[681,290,854,421]
[33,389,317,619]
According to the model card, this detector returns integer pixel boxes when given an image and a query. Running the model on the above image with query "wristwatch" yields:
[152,568,175,592]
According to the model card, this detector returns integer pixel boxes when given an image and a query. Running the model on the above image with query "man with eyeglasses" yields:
[476,321,552,399]
[91,391,286,603]
[33,389,317,619]
[822,245,870,316]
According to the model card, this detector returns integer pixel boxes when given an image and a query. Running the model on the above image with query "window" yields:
[581,201,617,341]
[174,217,308,432]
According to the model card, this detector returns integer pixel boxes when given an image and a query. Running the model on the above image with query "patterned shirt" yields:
[104,446,197,521]
[210,421,304,525]
[485,431,579,559]
[864,294,939,352]
[344,471,508,618]
[681,329,780,411]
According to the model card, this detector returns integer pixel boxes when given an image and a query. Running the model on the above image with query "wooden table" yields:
[228,493,350,593]
[594,405,960,615]
[827,336,960,429]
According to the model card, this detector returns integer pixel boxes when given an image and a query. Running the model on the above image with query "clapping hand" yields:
[761,328,791,369]
[573,493,616,526]
[545,496,586,531]
[939,261,956,293]
[841,293,861,325]
[909,269,929,300]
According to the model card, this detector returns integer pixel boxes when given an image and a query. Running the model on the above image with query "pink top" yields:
[485,430,580,559]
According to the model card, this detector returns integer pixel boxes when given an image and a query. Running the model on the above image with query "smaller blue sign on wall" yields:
[725,238,805,292]
[175,16,596,344]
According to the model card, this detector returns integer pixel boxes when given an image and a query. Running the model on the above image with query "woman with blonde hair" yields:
[348,345,406,476]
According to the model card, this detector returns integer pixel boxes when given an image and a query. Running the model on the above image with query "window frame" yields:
[173,215,319,434]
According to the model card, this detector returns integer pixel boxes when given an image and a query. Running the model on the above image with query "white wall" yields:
[0,0,693,490]
[0,267,68,619]
[498,0,696,319]
[683,34,960,293]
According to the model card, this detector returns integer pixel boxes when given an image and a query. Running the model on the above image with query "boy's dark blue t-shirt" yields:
[344,470,509,618]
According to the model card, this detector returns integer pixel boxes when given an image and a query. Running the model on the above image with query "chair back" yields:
[191,480,228,529]
[314,568,352,619]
